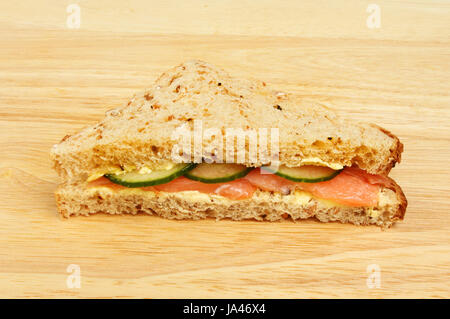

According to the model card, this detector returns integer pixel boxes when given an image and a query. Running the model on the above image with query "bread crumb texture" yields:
[51,60,403,182]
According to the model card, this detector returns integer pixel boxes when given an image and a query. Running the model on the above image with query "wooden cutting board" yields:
[1,0,449,298]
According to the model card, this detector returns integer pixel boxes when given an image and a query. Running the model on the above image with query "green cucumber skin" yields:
[184,167,254,184]
[274,169,342,183]
[105,163,197,188]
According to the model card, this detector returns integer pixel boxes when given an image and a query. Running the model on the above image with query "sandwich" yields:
[51,60,407,228]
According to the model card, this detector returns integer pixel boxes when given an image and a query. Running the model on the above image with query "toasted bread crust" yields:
[389,176,407,222]
[51,60,404,182]
[369,124,404,174]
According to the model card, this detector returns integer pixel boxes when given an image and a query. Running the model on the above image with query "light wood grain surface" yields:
[1,0,449,298]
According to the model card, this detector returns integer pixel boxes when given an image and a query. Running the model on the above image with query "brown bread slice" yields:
[55,177,406,229]
[51,60,403,182]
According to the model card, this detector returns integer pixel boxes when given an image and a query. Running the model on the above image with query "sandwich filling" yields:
[87,163,393,207]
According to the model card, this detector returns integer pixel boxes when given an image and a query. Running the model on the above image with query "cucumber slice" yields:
[105,163,196,187]
[269,165,342,183]
[185,163,253,184]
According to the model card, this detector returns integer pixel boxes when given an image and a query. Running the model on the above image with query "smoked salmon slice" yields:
[244,168,295,194]
[299,169,380,207]
[343,166,394,189]
[245,168,381,207]
[87,176,255,200]
[88,167,388,206]
[155,176,256,200]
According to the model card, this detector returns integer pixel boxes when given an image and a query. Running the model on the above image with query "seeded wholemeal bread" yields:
[51,60,403,182]
[55,177,406,229]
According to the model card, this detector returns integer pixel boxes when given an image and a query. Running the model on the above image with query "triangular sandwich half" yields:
[51,60,407,228]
